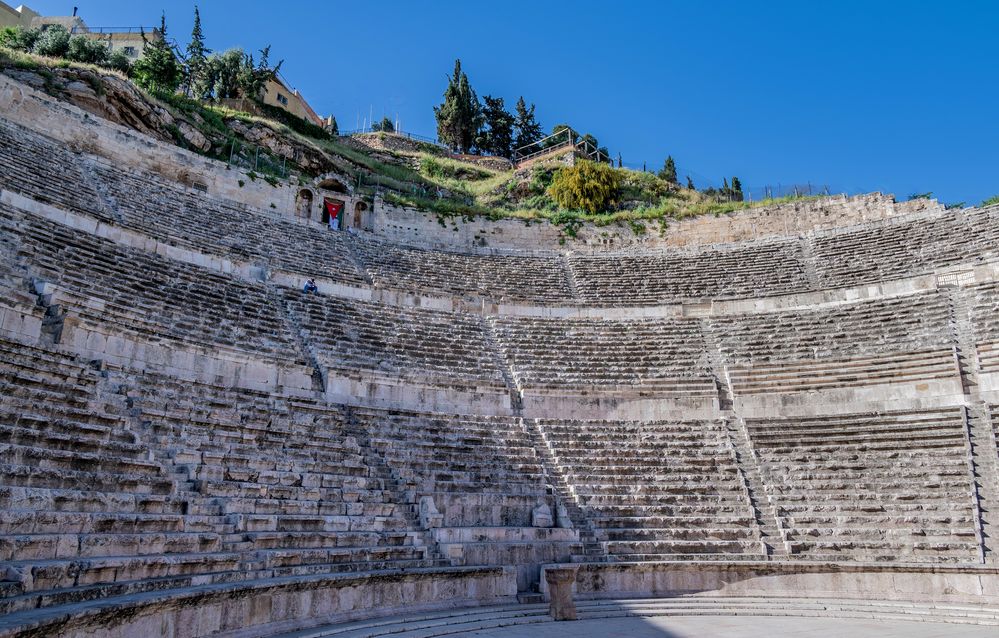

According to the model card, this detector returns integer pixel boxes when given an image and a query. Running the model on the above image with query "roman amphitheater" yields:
[1,71,998,637]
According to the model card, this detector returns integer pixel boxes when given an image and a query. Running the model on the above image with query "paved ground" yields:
[462,615,997,637]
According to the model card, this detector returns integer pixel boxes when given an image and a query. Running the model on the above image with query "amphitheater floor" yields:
[271,598,999,637]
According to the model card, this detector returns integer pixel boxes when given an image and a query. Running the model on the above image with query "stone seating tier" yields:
[812,208,999,288]
[285,291,507,389]
[350,409,550,526]
[0,354,458,615]
[5,204,307,367]
[0,120,112,222]
[352,236,572,303]
[537,418,762,561]
[745,408,980,563]
[491,316,715,394]
[91,163,369,287]
[569,241,812,304]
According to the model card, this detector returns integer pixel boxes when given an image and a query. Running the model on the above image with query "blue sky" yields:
[24,1,999,204]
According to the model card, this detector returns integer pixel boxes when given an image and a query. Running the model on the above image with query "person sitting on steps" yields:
[303,278,319,295]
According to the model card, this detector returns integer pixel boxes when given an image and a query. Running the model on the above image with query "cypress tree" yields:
[186,6,209,98]
[686,175,695,190]
[434,59,480,153]
[513,96,543,153]
[477,95,515,157]
[133,13,182,94]
[658,155,678,184]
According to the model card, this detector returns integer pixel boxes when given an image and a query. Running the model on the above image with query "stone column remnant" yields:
[544,565,579,621]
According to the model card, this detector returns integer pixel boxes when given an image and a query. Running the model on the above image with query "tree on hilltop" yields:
[133,13,182,93]
[372,116,395,132]
[238,45,282,101]
[325,115,339,136]
[513,96,543,154]
[477,95,515,157]
[434,59,481,153]
[185,6,209,97]
[658,155,678,185]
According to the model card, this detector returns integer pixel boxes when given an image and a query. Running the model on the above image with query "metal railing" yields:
[71,26,155,34]
[340,128,443,145]
[227,140,287,178]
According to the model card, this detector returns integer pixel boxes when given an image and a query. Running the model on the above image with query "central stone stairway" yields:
[522,418,607,563]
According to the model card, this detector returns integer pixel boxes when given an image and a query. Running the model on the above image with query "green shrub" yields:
[982,195,999,207]
[32,25,70,58]
[549,209,583,237]
[66,36,109,66]
[105,49,131,73]
[547,160,621,214]
[254,100,331,140]
[419,156,489,181]
[0,26,40,52]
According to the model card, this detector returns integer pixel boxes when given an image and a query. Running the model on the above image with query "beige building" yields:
[2,2,325,125]
[0,2,42,29]
[262,74,323,126]
[0,2,156,61]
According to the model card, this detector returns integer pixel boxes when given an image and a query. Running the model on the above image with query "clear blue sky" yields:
[25,0,999,204]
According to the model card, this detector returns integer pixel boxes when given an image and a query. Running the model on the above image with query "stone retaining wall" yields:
[541,561,999,605]
[0,567,517,638]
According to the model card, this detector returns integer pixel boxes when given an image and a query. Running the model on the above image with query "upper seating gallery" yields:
[3,119,999,308]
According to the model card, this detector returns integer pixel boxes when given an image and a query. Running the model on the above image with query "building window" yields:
[123,46,136,57]
[277,93,289,106]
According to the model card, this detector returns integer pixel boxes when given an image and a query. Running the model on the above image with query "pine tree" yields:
[731,176,744,201]
[658,155,678,184]
[513,96,542,154]
[185,6,209,98]
[477,95,515,157]
[434,59,481,153]
[325,115,339,136]
[133,13,182,94]
[686,175,695,190]
[238,45,282,102]
[372,116,394,132]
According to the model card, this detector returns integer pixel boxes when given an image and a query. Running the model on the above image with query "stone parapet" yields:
[0,567,518,638]
[541,561,999,605]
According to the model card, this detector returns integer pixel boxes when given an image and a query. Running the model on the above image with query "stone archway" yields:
[353,200,368,229]
[296,189,314,219]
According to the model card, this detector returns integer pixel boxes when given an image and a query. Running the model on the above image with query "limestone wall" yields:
[0,73,364,226]
[364,193,944,254]
[0,567,518,638]
[541,561,999,605]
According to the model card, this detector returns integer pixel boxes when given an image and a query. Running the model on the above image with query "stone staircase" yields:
[482,316,523,413]
[522,418,606,563]
[949,287,999,563]
[722,414,787,558]
[341,406,444,566]
[559,252,581,300]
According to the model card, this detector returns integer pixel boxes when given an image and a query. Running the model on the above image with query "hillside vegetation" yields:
[1,45,821,237]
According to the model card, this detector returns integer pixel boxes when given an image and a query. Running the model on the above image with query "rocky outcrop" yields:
[0,64,339,174]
